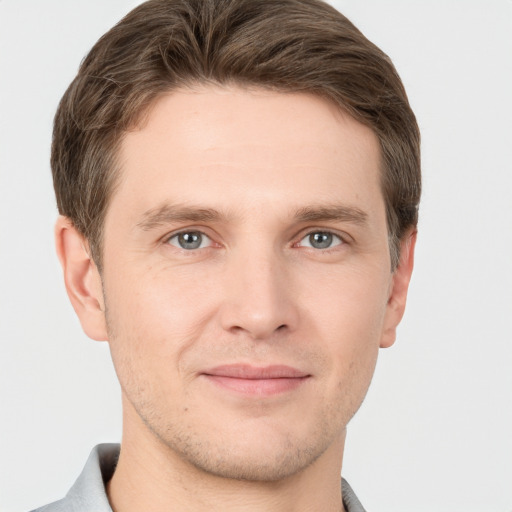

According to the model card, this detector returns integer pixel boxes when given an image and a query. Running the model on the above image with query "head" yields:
[54,0,420,484]
[52,0,420,273]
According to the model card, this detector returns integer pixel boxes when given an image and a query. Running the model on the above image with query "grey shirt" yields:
[31,444,366,512]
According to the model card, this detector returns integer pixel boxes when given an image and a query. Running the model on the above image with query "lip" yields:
[201,364,311,396]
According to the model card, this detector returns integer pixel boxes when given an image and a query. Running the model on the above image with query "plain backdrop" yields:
[1,1,511,511]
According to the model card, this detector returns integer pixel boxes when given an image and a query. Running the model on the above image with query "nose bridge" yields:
[220,240,298,339]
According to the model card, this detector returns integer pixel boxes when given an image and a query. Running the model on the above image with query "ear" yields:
[380,230,417,348]
[55,216,108,341]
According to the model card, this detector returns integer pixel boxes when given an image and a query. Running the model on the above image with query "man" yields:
[33,0,420,510]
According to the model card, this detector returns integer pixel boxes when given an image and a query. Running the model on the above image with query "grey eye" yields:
[168,231,211,250]
[300,232,342,249]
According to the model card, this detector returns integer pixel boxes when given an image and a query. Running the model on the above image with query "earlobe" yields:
[55,216,108,341]
[380,230,417,348]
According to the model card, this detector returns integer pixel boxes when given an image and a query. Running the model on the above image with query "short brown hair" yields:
[52,0,420,270]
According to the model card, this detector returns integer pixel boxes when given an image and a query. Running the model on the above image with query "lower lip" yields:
[204,375,309,396]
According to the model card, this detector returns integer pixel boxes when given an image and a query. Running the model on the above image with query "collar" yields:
[33,444,366,512]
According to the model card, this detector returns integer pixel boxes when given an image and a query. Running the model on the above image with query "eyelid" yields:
[294,228,351,247]
[163,227,218,249]
[292,227,353,254]
[160,226,350,251]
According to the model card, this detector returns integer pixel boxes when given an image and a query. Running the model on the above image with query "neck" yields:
[107,404,347,512]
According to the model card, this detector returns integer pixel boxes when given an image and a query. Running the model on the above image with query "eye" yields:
[298,231,343,250]
[167,231,212,250]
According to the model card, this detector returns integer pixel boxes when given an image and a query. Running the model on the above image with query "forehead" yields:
[113,85,384,224]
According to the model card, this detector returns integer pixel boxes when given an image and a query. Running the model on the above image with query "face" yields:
[68,86,413,482]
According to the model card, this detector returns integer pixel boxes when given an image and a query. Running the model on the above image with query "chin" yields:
[154,413,340,482]
[171,436,327,482]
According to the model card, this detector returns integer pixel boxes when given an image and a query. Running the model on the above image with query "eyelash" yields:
[295,230,345,251]
[165,230,216,251]
[164,228,348,252]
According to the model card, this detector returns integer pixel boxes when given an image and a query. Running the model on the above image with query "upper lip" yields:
[203,364,310,379]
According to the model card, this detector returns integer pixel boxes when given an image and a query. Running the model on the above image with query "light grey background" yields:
[1,1,511,511]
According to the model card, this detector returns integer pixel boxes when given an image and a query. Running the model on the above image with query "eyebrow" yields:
[137,204,226,231]
[293,204,368,225]
[137,203,368,231]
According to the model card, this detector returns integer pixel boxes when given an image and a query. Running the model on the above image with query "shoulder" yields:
[28,444,119,512]
[29,499,68,512]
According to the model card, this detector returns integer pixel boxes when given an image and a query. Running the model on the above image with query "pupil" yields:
[310,232,332,249]
[179,232,201,249]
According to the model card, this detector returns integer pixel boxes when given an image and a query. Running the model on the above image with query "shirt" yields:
[30,444,367,512]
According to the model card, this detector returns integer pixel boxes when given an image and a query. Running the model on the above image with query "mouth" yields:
[201,364,311,397]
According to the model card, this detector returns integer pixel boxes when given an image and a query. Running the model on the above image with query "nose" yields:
[219,247,299,340]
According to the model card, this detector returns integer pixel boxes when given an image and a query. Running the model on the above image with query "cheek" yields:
[103,265,220,387]
[300,264,389,393]
[301,262,390,342]
[107,262,217,336]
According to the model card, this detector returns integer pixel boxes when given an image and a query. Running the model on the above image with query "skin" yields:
[56,86,416,512]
